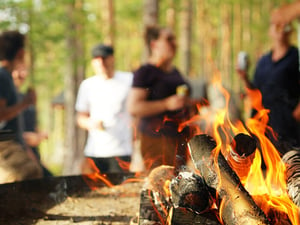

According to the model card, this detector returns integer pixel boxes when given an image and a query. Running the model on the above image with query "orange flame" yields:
[192,77,299,224]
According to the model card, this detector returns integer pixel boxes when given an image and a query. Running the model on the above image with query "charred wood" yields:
[224,133,257,181]
[169,171,212,214]
[188,134,270,225]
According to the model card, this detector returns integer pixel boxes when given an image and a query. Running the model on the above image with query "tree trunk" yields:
[63,0,86,175]
[100,0,115,45]
[166,0,176,31]
[179,0,192,77]
[142,0,159,61]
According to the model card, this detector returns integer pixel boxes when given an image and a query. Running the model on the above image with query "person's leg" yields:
[108,156,131,173]
[89,157,109,173]
[140,133,165,171]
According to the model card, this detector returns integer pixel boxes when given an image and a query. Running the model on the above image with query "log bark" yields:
[282,150,300,207]
[188,134,270,225]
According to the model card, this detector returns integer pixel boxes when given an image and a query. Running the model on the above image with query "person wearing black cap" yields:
[75,43,133,174]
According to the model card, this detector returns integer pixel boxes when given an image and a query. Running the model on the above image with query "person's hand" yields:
[271,6,292,25]
[96,120,105,130]
[23,88,36,106]
[271,2,300,26]
[38,131,48,141]
[293,103,300,122]
[236,66,248,81]
[164,94,187,111]
[88,120,105,131]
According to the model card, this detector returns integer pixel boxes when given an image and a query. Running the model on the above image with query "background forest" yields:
[0,0,296,176]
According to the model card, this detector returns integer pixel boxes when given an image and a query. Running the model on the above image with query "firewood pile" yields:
[137,133,299,225]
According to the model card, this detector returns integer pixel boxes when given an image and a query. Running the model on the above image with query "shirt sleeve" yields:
[132,65,153,88]
[0,75,9,101]
[75,80,89,113]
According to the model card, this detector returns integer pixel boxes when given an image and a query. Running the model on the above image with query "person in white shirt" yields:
[75,44,133,173]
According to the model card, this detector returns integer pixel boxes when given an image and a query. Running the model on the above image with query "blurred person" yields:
[75,44,133,174]
[127,25,199,173]
[271,1,300,123]
[237,20,300,156]
[0,30,42,183]
[12,64,52,177]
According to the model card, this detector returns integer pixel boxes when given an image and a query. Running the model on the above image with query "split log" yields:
[188,134,270,225]
[169,171,211,213]
[169,171,221,224]
[224,133,257,181]
[282,150,300,207]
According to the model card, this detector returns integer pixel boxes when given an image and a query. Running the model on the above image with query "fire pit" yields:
[0,172,143,225]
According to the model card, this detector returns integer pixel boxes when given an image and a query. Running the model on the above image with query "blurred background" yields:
[0,0,296,176]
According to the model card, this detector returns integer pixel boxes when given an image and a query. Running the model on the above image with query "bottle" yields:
[237,51,249,71]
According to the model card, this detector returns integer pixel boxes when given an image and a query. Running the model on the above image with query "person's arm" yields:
[271,1,300,25]
[126,87,187,118]
[76,111,105,131]
[23,131,48,147]
[236,68,255,90]
[293,102,300,122]
[0,91,35,122]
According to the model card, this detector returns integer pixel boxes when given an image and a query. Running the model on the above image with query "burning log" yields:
[169,171,221,224]
[138,165,221,224]
[138,166,175,224]
[224,133,257,181]
[282,150,300,207]
[188,134,270,225]
[169,171,211,213]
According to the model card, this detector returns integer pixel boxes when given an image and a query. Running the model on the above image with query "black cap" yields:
[91,44,114,58]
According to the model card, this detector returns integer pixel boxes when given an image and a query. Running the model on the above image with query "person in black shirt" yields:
[0,30,42,183]
[127,25,199,172]
[237,21,300,156]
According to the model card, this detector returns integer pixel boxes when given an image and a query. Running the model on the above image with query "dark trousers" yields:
[88,156,131,173]
[139,132,188,173]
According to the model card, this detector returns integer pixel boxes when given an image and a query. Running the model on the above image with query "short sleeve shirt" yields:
[75,71,133,158]
[0,67,24,145]
[132,64,192,136]
[252,46,300,144]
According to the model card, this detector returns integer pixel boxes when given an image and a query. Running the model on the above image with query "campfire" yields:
[136,80,300,225]
[1,80,298,225]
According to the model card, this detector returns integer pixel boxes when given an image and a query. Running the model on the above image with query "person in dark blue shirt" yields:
[237,22,300,156]
[0,31,36,146]
[0,30,42,183]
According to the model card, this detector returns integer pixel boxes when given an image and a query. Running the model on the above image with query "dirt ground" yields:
[0,174,144,225]
[35,181,143,225]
